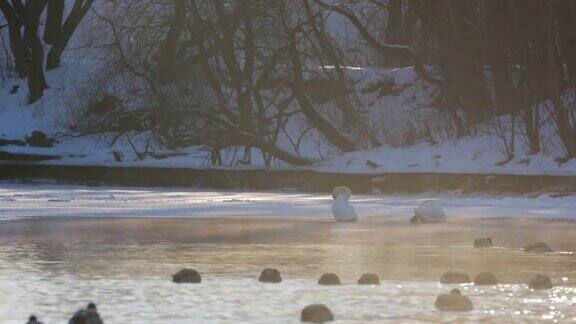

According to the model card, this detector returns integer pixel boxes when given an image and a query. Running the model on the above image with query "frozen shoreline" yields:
[1,183,575,221]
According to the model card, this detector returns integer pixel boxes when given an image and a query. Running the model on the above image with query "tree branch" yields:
[312,0,443,87]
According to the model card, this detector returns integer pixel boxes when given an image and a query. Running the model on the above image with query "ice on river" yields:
[1,183,576,323]
[0,183,575,220]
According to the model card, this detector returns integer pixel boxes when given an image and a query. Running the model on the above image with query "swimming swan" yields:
[410,200,447,223]
[331,186,358,222]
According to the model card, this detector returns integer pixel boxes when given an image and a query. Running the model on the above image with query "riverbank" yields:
[1,183,576,221]
[1,163,576,194]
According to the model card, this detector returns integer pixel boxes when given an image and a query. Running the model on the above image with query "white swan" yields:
[411,200,447,223]
[331,186,358,222]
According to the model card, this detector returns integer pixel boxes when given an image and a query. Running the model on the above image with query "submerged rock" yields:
[474,272,498,285]
[410,200,447,224]
[529,274,553,290]
[435,289,473,312]
[259,268,282,283]
[68,303,103,324]
[440,271,471,284]
[301,304,334,323]
[357,273,380,285]
[27,316,43,324]
[522,242,553,253]
[172,269,201,283]
[474,237,493,248]
[318,273,341,285]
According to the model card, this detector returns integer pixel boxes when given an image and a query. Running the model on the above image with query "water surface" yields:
[1,217,576,323]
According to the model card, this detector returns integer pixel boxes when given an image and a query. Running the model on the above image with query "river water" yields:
[1,216,575,323]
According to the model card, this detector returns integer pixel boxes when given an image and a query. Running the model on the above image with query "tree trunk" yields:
[383,0,402,66]
[449,0,488,126]
[485,0,518,115]
[542,2,576,157]
[23,0,49,103]
[522,107,540,155]
[288,30,357,152]
[399,0,417,47]
[46,0,94,70]
[154,0,185,83]
[0,0,27,77]
[44,0,64,45]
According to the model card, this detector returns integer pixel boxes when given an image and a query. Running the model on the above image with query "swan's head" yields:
[332,186,352,200]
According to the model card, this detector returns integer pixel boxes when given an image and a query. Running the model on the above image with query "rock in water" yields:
[331,186,358,222]
[318,273,341,285]
[27,316,43,324]
[522,242,553,253]
[474,238,493,248]
[301,304,334,323]
[357,273,380,285]
[411,200,447,223]
[259,268,282,283]
[172,269,201,283]
[529,274,553,290]
[435,289,473,312]
[474,272,498,285]
[440,271,471,284]
[69,303,103,324]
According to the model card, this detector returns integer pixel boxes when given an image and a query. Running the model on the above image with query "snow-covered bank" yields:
[2,65,576,176]
[316,136,576,176]
[3,133,576,176]
[0,183,575,221]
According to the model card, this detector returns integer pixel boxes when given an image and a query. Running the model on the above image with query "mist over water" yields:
[1,218,575,323]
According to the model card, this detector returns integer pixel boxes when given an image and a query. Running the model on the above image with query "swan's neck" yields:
[334,195,349,202]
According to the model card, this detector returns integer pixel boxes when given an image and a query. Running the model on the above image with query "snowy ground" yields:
[316,135,576,176]
[2,65,576,176]
[1,183,575,221]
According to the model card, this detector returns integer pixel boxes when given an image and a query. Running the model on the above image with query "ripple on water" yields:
[1,241,576,323]
[1,277,576,322]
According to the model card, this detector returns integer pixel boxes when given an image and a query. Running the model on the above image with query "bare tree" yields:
[0,0,95,103]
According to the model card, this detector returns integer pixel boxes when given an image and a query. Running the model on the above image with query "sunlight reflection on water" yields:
[1,240,576,323]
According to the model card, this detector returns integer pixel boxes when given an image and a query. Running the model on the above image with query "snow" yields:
[3,132,574,176]
[1,55,575,175]
[0,183,575,221]
[316,135,576,176]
